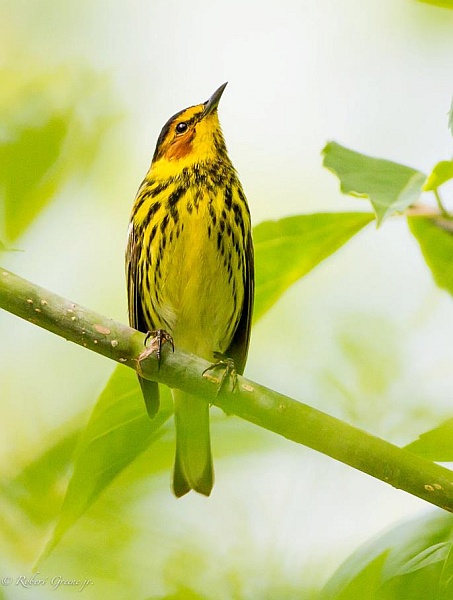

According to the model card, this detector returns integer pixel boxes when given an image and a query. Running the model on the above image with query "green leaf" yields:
[40,366,173,560]
[405,418,453,461]
[439,544,453,600]
[408,216,453,296]
[417,0,453,8]
[322,141,426,225]
[0,241,20,252]
[0,424,80,526]
[423,160,453,192]
[253,212,373,321]
[0,418,84,562]
[39,374,271,562]
[0,116,69,241]
[0,67,119,242]
[324,552,388,600]
[323,512,453,599]
[394,542,451,576]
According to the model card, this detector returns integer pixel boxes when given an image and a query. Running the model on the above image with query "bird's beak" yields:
[202,82,228,117]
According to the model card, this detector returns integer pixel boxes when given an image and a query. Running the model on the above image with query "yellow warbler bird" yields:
[126,83,254,497]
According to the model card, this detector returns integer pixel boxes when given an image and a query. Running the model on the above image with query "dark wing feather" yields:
[226,231,254,376]
[126,222,160,418]
[126,223,147,333]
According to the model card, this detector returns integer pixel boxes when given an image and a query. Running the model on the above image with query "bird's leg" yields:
[202,352,237,395]
[138,329,174,369]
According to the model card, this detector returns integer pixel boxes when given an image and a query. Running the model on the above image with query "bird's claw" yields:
[138,329,174,370]
[202,353,237,395]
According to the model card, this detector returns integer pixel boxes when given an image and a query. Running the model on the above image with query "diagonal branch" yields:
[1,267,453,512]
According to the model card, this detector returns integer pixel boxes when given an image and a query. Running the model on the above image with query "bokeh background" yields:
[1,0,453,598]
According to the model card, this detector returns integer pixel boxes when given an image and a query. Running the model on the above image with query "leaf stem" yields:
[433,189,451,218]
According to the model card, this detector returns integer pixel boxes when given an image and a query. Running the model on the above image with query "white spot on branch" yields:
[93,324,111,335]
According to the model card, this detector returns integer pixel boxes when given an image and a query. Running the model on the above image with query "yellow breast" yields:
[133,174,249,361]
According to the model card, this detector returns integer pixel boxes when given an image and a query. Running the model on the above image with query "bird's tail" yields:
[172,390,214,497]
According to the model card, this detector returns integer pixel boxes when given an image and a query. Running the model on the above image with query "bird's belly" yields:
[157,212,243,361]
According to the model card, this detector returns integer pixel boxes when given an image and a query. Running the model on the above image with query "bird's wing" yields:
[126,222,146,332]
[126,222,160,418]
[226,230,254,376]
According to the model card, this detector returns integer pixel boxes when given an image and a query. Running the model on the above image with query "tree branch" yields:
[1,267,453,512]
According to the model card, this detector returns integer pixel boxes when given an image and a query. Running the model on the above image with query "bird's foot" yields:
[202,352,237,395]
[138,329,174,370]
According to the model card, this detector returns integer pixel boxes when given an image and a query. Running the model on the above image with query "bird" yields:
[126,83,254,497]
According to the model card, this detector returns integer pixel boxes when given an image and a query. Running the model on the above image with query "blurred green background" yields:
[1,0,453,598]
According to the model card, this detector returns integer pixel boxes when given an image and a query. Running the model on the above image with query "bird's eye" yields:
[176,122,188,134]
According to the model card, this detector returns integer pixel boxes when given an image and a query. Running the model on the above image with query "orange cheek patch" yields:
[166,133,194,161]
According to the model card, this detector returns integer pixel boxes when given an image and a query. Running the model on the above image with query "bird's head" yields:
[151,83,229,171]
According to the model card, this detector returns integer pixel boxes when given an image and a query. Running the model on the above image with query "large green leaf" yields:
[0,425,80,527]
[408,216,453,296]
[325,552,389,600]
[0,116,68,241]
[253,212,374,321]
[322,512,453,600]
[0,68,118,242]
[40,366,173,560]
[0,418,84,563]
[405,418,453,461]
[40,367,270,560]
[322,141,426,225]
